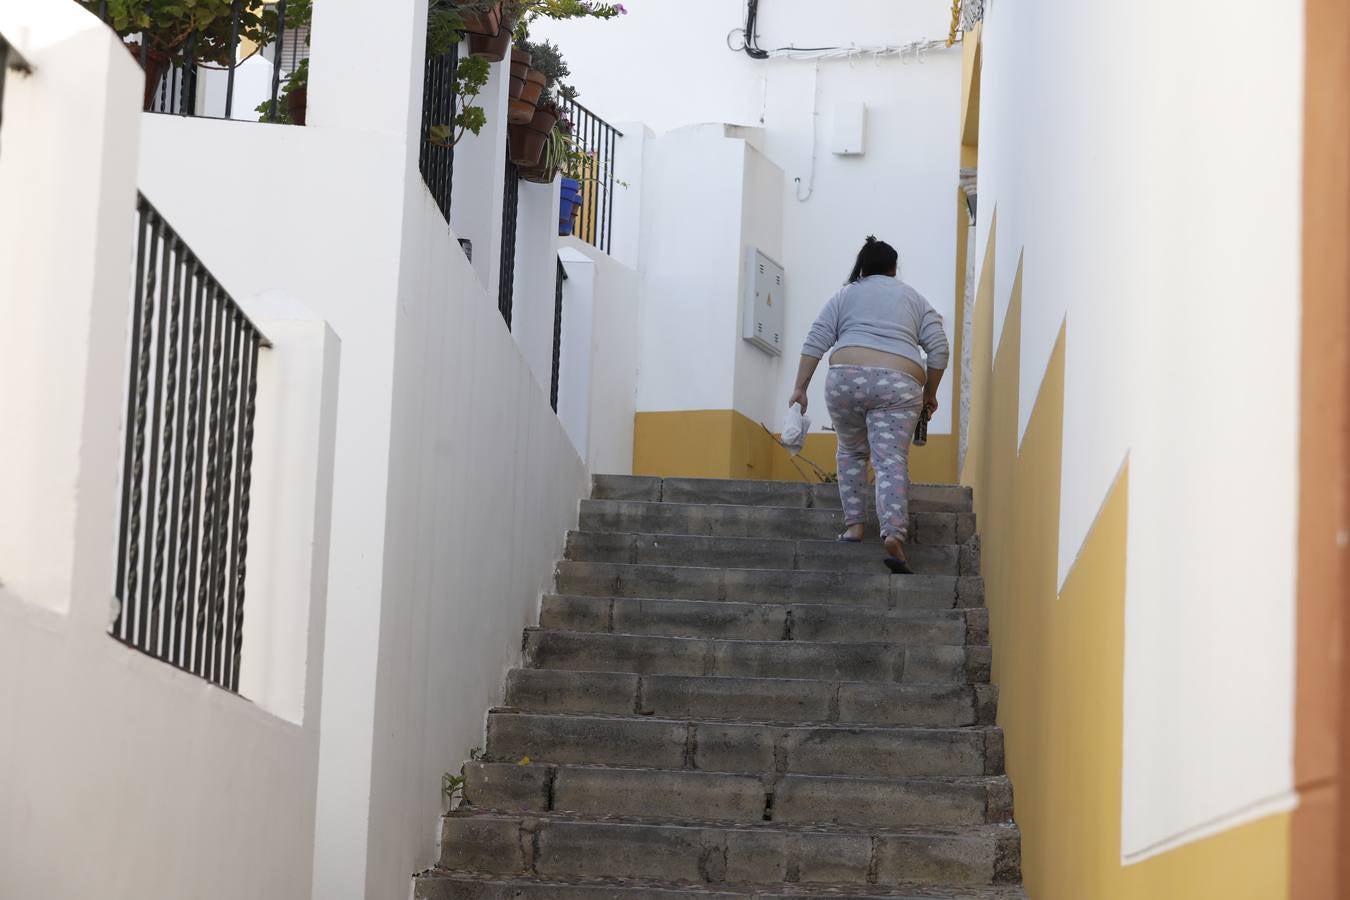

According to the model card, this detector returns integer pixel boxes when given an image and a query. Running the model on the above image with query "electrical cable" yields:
[734,1,958,63]
[792,60,821,203]
[743,0,769,59]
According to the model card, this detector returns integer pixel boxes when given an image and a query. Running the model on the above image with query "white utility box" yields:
[743,247,785,356]
[831,101,867,156]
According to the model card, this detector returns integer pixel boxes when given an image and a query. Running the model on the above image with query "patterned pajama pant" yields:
[824,365,924,542]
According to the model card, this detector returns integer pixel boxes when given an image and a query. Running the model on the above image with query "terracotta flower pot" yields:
[529,103,560,136]
[518,68,546,107]
[469,12,515,62]
[507,124,548,168]
[508,97,537,125]
[509,47,531,100]
[286,86,308,125]
[456,2,502,37]
[519,160,560,184]
[508,102,560,167]
[126,42,173,112]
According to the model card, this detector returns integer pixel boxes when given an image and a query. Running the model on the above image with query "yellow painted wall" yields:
[633,410,958,484]
[962,216,1291,899]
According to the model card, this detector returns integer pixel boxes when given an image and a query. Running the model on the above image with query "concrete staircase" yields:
[416,476,1024,899]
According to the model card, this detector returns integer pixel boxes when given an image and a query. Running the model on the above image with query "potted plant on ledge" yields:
[82,0,308,112]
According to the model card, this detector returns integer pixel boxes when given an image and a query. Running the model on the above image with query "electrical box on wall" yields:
[831,101,868,156]
[743,247,785,357]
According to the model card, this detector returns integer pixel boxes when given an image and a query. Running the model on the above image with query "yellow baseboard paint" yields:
[633,410,958,484]
[963,215,1291,899]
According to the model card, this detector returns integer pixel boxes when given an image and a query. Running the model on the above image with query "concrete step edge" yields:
[526,627,991,652]
[445,808,1022,840]
[418,870,1028,899]
[565,530,969,553]
[504,668,999,727]
[469,766,1009,782]
[486,707,1003,736]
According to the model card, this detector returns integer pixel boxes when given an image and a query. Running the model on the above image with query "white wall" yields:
[237,294,342,726]
[138,4,606,895]
[972,0,1302,862]
[535,0,962,434]
[451,38,512,295]
[734,137,788,430]
[361,179,589,900]
[558,238,640,475]
[632,123,787,430]
[138,112,407,900]
[0,5,332,898]
[512,178,566,394]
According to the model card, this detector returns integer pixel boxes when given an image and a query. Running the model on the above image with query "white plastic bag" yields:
[781,403,811,456]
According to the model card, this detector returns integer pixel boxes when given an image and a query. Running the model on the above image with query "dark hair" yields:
[847,236,899,284]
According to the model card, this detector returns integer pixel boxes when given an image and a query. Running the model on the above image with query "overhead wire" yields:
[728,0,959,65]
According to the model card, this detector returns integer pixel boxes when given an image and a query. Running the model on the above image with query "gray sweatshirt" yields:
[800,275,950,370]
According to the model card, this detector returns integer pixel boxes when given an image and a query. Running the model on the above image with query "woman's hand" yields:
[922,392,939,421]
[789,388,809,414]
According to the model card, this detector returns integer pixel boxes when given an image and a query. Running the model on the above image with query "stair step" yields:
[592,476,974,515]
[464,763,1014,827]
[556,563,984,610]
[418,873,1029,899]
[504,670,998,727]
[485,711,1004,778]
[579,500,977,545]
[564,532,978,576]
[436,812,1020,888]
[524,631,990,685]
[540,596,987,645]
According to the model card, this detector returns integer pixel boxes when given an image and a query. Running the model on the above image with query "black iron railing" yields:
[113,194,269,693]
[84,0,306,122]
[558,99,621,255]
[0,31,33,158]
[499,157,520,326]
[419,42,460,222]
[550,257,566,412]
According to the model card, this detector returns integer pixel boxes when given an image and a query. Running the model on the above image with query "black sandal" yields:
[884,556,914,575]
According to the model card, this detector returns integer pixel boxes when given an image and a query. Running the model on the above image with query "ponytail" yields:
[847,235,899,284]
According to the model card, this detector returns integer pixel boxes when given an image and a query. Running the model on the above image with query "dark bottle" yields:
[914,411,929,447]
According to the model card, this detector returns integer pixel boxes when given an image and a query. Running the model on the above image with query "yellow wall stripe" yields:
[634,409,958,484]
[963,214,1291,898]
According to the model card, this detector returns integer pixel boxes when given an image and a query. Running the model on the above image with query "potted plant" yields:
[468,7,515,61]
[447,0,503,37]
[520,117,570,183]
[509,100,560,168]
[558,173,583,235]
[508,37,572,162]
[507,45,535,124]
[81,0,307,112]
[424,1,497,145]
[255,57,309,124]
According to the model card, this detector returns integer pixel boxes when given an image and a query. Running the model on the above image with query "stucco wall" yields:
[135,8,600,898]
[967,0,1302,871]
[535,0,962,437]
[0,5,331,898]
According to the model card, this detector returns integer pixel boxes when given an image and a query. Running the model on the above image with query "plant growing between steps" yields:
[440,747,485,810]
